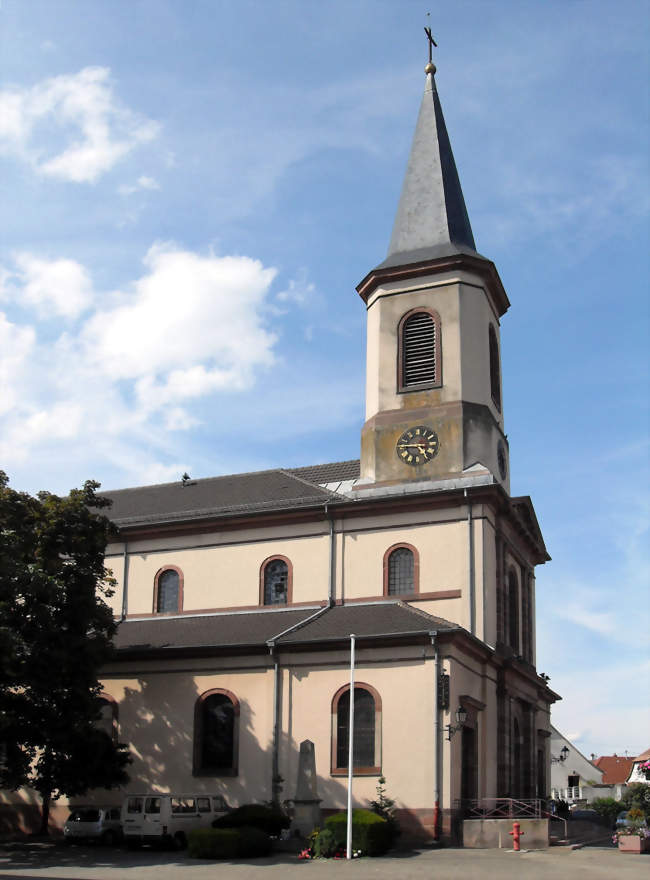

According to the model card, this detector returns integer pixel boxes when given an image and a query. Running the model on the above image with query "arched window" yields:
[398,309,442,391]
[96,693,118,744]
[508,569,519,653]
[153,567,183,613]
[260,556,292,605]
[383,543,419,596]
[194,689,239,776]
[331,683,381,775]
[489,324,501,411]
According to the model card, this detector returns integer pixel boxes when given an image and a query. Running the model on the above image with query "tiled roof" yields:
[593,755,637,784]
[113,602,457,656]
[276,602,455,644]
[289,460,360,484]
[113,607,317,652]
[101,466,352,527]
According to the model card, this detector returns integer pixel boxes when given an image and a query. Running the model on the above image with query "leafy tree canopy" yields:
[0,472,130,833]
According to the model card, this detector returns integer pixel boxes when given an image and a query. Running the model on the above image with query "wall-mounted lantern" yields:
[446,706,468,740]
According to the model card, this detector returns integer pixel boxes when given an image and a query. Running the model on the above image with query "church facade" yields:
[5,53,559,841]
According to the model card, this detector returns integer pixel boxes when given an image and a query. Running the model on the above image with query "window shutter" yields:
[403,312,437,387]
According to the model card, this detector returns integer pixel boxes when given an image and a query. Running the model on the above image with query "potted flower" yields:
[614,808,650,854]
[640,759,650,781]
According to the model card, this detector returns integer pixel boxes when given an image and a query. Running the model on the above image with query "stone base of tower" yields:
[358,400,509,493]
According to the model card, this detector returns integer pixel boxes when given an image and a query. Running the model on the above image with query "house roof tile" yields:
[100,466,351,527]
[593,755,637,784]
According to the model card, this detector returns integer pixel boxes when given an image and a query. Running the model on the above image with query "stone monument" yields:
[291,739,322,837]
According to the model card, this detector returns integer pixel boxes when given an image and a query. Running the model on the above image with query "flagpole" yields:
[346,633,356,860]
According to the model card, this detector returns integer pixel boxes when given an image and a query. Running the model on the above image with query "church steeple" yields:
[356,44,511,494]
[383,61,478,269]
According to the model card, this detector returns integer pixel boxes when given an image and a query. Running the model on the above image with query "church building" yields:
[24,50,560,840]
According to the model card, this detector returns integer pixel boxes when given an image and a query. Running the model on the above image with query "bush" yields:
[369,776,401,839]
[325,808,393,856]
[590,797,623,827]
[213,803,290,836]
[187,826,272,859]
[312,827,337,858]
[188,828,239,859]
[622,783,650,818]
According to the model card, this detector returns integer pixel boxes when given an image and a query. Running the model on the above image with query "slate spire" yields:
[383,60,478,269]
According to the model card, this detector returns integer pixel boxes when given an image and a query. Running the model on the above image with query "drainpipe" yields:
[464,489,475,636]
[325,502,335,607]
[120,537,129,620]
[266,605,331,806]
[269,644,281,805]
[431,631,441,840]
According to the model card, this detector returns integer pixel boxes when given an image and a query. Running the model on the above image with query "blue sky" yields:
[1,0,648,757]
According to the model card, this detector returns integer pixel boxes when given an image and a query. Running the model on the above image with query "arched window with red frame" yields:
[331,683,381,776]
[194,689,239,776]
[153,566,183,614]
[383,543,419,596]
[260,556,292,606]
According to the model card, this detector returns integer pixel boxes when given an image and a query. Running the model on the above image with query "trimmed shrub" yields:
[590,797,623,827]
[188,828,239,859]
[213,803,290,837]
[188,826,272,859]
[325,808,393,856]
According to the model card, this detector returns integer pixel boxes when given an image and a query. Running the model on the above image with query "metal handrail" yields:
[457,798,544,818]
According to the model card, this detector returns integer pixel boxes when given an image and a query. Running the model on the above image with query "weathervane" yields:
[424,13,437,72]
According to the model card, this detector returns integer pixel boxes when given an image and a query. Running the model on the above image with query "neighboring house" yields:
[626,748,650,786]
[593,754,638,801]
[549,727,604,804]
[1,48,560,840]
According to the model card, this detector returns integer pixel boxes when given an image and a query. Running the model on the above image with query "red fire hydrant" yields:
[509,821,524,851]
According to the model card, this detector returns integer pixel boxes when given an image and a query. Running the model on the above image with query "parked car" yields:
[121,794,230,849]
[63,806,122,845]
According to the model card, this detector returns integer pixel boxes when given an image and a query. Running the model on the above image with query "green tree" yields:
[622,783,650,818]
[0,472,130,834]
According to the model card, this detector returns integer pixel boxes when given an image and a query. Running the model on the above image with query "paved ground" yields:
[0,842,648,880]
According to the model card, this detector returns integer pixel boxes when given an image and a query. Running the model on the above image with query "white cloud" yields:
[0,67,159,183]
[82,243,277,386]
[118,175,160,196]
[0,312,35,416]
[550,658,650,757]
[6,254,94,319]
[0,245,282,486]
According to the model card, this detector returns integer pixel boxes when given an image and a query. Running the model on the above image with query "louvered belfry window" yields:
[400,310,440,390]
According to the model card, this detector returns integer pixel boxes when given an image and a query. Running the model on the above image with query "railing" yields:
[457,797,569,839]
[457,798,545,819]
[550,786,583,802]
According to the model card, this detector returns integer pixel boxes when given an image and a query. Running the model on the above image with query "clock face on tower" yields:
[396,425,440,466]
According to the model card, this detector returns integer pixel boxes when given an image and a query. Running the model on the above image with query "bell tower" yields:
[356,47,511,493]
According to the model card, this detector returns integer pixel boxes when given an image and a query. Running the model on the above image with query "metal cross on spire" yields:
[424,13,437,65]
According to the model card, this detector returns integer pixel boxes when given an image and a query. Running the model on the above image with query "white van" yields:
[121,794,230,848]
[63,806,122,845]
